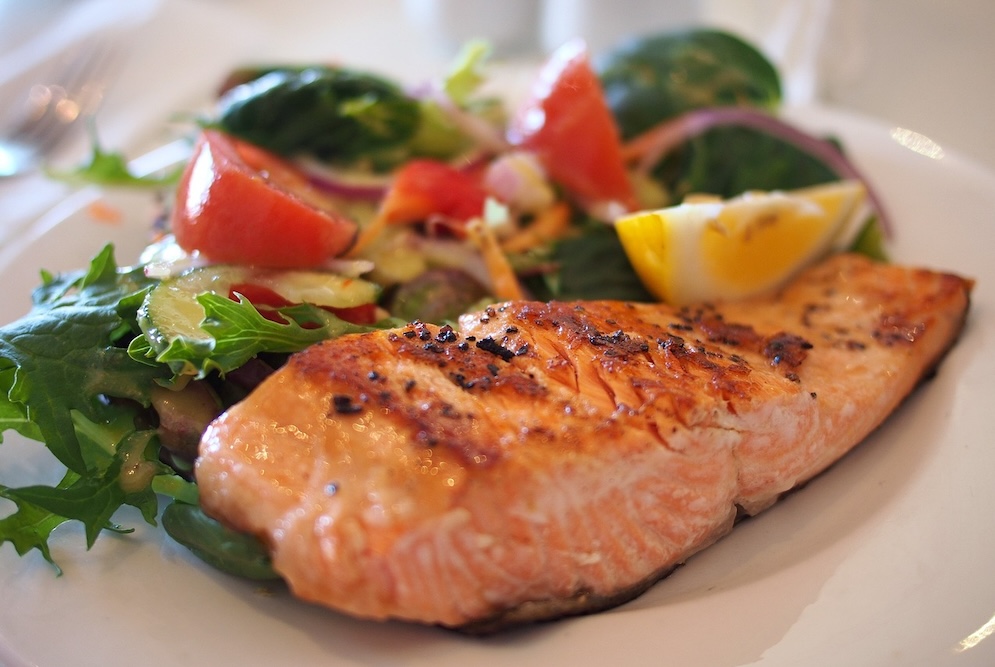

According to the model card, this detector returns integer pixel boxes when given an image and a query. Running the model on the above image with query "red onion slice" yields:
[623,107,892,234]
[299,159,390,202]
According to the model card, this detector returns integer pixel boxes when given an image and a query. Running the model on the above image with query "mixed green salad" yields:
[0,29,886,578]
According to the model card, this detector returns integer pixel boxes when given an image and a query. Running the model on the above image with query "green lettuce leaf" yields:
[443,40,491,104]
[0,246,172,564]
[1,244,397,569]
[46,131,183,188]
[0,486,69,572]
[0,245,169,471]
[141,292,402,379]
[5,431,166,547]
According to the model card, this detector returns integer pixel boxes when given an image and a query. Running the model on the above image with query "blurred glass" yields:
[705,0,995,169]
[403,0,702,59]
[402,0,541,58]
[540,0,700,54]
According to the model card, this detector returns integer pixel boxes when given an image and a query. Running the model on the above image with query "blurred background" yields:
[1,0,993,183]
[398,0,995,170]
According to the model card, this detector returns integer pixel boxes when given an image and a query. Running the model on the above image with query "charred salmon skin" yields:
[195,253,972,631]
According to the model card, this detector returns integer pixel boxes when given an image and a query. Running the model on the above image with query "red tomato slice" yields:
[507,39,638,216]
[379,159,488,226]
[172,130,357,268]
[228,282,377,325]
[326,303,378,325]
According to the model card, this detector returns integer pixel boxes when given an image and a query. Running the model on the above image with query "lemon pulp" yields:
[615,180,868,305]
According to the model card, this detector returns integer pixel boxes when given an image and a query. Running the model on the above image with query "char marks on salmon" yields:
[195,253,972,631]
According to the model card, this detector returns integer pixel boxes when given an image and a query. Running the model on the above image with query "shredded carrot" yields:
[500,201,571,254]
[619,118,687,165]
[344,213,389,258]
[87,200,123,225]
[466,220,525,301]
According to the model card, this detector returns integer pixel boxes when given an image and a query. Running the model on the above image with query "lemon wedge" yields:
[615,180,868,305]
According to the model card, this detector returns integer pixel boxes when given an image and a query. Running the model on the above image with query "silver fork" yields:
[0,41,118,178]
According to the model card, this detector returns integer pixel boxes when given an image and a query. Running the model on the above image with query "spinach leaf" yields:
[596,29,781,140]
[524,224,655,302]
[216,66,421,168]
[162,501,279,581]
[657,125,840,200]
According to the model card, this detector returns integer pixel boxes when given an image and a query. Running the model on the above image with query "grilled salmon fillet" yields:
[196,253,972,631]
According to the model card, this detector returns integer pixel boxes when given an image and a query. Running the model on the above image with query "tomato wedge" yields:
[379,158,488,226]
[172,130,357,268]
[507,39,638,216]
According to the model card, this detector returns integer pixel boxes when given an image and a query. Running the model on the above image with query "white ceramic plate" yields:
[1,105,994,667]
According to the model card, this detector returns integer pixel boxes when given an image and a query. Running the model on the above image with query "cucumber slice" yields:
[139,266,245,353]
[246,270,379,308]
[138,265,380,355]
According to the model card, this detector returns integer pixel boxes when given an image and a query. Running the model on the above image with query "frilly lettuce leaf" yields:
[1,243,395,568]
[130,292,402,380]
[0,246,171,564]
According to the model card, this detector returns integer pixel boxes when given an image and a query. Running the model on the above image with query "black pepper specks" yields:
[451,372,476,390]
[476,336,516,362]
[763,332,813,369]
[332,394,364,414]
[589,330,651,357]
[436,325,458,343]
